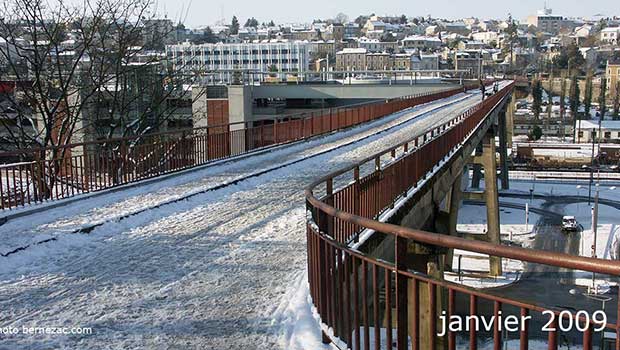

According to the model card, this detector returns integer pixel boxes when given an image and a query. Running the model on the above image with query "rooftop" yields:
[580,120,620,130]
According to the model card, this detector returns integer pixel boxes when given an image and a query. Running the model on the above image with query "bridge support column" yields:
[480,130,502,276]
[463,129,502,276]
[506,92,515,149]
[444,170,463,272]
[498,104,510,190]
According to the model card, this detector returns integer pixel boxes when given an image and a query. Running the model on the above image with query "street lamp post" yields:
[589,181,616,294]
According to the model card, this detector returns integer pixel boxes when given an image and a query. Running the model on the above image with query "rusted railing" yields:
[306,81,620,350]
[0,83,485,211]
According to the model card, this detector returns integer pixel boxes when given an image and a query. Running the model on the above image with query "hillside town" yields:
[2,5,620,152]
[4,1,620,349]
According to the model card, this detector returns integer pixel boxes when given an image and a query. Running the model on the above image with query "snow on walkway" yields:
[0,91,483,349]
[0,92,474,256]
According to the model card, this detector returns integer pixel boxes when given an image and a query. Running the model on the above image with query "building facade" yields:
[335,48,367,70]
[526,8,564,34]
[166,41,310,83]
[608,59,620,99]
[401,35,442,51]
[601,27,620,45]
[576,120,620,143]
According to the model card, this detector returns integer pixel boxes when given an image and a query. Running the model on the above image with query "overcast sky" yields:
[154,0,617,27]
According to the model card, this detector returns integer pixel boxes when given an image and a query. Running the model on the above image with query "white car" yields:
[562,216,578,232]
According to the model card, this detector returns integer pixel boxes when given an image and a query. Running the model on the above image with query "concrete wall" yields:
[227,85,253,128]
[250,83,458,100]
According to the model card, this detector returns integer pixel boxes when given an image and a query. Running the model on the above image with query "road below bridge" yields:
[0,88,488,349]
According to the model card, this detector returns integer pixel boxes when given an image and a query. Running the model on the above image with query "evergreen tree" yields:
[244,17,259,28]
[599,76,607,120]
[532,79,543,120]
[613,81,620,120]
[503,13,518,71]
[584,72,593,119]
[231,16,240,35]
[569,75,580,142]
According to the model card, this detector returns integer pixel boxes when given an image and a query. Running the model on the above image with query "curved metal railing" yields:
[0,82,487,210]
[305,81,620,350]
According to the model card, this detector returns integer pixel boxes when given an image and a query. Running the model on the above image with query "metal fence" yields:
[305,82,620,350]
[0,83,484,211]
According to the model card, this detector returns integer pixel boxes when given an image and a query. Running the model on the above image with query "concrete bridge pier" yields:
[463,128,502,276]
[498,101,510,190]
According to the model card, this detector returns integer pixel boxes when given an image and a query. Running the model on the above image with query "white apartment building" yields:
[601,27,620,45]
[166,41,310,83]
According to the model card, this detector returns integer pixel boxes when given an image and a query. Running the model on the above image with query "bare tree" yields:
[0,0,204,199]
[334,13,349,25]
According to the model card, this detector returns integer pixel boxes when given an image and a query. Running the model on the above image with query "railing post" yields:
[470,295,477,350]
[326,178,334,240]
[395,236,408,350]
[354,166,360,242]
[520,308,529,350]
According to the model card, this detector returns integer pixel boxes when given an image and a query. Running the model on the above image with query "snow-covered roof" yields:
[402,35,441,42]
[336,48,367,54]
[580,120,620,130]
[601,27,620,33]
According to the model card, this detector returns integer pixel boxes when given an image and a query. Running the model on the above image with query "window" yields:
[605,132,611,139]
[578,131,584,138]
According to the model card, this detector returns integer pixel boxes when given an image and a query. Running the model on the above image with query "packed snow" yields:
[0,89,486,349]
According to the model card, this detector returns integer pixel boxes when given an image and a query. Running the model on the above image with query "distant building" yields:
[401,35,442,51]
[357,37,399,53]
[608,59,620,99]
[458,40,486,50]
[574,24,594,39]
[326,23,345,41]
[601,27,620,45]
[443,22,470,36]
[343,23,362,39]
[306,40,336,59]
[393,53,413,70]
[526,7,564,34]
[471,31,499,45]
[364,19,387,32]
[166,41,310,84]
[366,52,392,70]
[455,50,483,78]
[576,120,620,143]
[579,47,599,69]
[335,48,367,71]
[419,54,440,70]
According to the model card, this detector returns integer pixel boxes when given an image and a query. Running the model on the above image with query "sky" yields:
[154,0,618,28]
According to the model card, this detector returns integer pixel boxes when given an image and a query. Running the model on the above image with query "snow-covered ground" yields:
[443,198,540,288]
[0,89,486,349]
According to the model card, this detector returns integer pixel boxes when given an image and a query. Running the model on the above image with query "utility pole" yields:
[591,182,599,293]
[588,128,596,205]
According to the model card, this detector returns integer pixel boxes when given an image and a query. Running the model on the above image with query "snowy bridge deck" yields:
[0,89,486,348]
